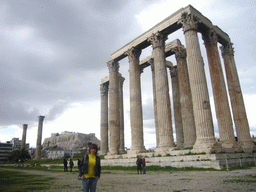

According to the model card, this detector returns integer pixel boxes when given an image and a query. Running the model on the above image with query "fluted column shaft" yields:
[175,46,196,148]
[221,43,255,151]
[203,30,236,151]
[119,75,125,153]
[125,47,146,153]
[148,32,175,152]
[35,116,45,160]
[107,60,120,155]
[179,14,217,153]
[21,124,28,149]
[170,66,184,149]
[100,82,109,154]
[150,59,159,147]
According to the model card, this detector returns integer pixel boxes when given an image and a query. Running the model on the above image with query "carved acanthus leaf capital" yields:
[178,13,200,33]
[100,83,108,96]
[147,31,167,50]
[203,28,218,47]
[220,42,234,58]
[107,60,119,72]
[125,47,141,63]
[172,46,187,60]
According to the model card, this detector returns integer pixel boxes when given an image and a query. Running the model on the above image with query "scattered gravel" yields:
[2,167,256,191]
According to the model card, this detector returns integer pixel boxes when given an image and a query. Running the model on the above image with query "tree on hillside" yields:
[8,148,31,163]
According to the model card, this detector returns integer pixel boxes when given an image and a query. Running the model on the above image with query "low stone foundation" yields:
[102,151,256,170]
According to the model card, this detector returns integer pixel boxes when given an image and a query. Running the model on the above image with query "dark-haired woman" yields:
[79,144,101,192]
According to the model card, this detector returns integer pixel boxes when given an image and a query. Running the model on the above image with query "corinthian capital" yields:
[125,47,141,63]
[202,28,218,46]
[178,13,200,33]
[220,42,234,58]
[107,60,119,72]
[172,46,187,60]
[147,31,167,50]
[100,83,108,96]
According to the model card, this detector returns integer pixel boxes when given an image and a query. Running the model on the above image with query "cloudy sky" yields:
[0,0,255,149]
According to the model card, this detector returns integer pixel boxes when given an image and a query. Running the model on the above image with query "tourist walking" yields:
[136,155,142,174]
[79,143,101,192]
[63,158,68,172]
[142,157,146,174]
[69,158,74,172]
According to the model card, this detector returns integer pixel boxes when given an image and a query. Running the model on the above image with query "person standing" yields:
[79,143,101,192]
[69,158,74,172]
[63,158,68,172]
[142,157,146,174]
[136,155,142,174]
[78,159,81,170]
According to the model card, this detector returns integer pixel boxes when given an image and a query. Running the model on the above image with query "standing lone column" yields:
[179,14,219,153]
[21,124,28,150]
[148,32,175,153]
[125,47,146,153]
[119,75,125,153]
[169,66,184,149]
[221,43,255,152]
[203,29,236,152]
[107,60,120,155]
[149,59,159,147]
[100,82,109,155]
[174,46,196,148]
[35,116,45,160]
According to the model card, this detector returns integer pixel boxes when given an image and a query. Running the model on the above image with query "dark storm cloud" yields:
[0,0,154,126]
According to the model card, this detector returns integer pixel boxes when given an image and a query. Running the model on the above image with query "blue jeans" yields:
[82,178,97,192]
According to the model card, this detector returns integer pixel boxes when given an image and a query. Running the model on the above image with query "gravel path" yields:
[2,167,256,192]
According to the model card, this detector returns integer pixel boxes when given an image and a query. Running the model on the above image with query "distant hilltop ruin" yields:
[42,131,100,149]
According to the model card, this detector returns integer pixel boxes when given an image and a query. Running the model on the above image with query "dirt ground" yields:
[2,167,256,192]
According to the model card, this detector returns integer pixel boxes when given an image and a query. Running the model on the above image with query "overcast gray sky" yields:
[0,0,255,149]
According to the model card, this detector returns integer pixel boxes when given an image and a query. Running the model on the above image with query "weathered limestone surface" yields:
[21,124,28,149]
[100,83,109,154]
[179,14,219,153]
[35,116,45,160]
[221,43,255,152]
[203,29,237,152]
[148,32,175,152]
[126,47,146,153]
[174,46,196,148]
[107,60,120,155]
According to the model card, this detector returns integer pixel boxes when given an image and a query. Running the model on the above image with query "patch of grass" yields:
[0,169,55,191]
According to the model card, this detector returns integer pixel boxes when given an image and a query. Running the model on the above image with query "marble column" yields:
[169,66,184,149]
[174,46,196,148]
[221,43,255,152]
[35,116,45,160]
[107,60,120,155]
[203,29,237,152]
[21,124,28,149]
[179,14,219,153]
[148,31,175,152]
[149,59,159,147]
[119,75,125,153]
[100,82,109,155]
[125,47,146,153]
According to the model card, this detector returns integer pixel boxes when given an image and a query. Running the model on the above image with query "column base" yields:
[192,138,222,154]
[154,146,175,156]
[238,140,255,153]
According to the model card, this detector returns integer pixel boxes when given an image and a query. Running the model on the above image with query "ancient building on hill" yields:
[42,131,100,149]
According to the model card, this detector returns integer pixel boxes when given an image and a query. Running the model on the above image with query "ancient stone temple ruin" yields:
[42,131,100,149]
[100,5,255,157]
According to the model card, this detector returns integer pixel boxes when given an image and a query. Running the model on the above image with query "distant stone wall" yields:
[43,131,100,149]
